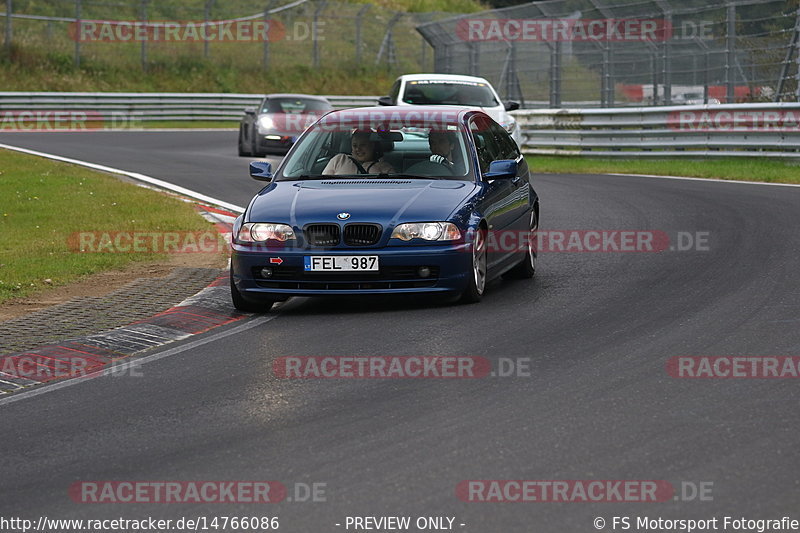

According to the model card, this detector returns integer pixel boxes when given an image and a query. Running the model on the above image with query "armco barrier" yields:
[2,93,798,157]
[0,93,380,122]
[513,103,800,158]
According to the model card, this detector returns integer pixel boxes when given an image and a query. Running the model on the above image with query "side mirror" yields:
[249,161,273,182]
[504,101,520,111]
[377,96,393,106]
[244,106,257,115]
[484,160,517,180]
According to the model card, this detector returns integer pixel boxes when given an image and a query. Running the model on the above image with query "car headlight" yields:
[391,222,461,241]
[236,223,295,243]
[257,116,274,132]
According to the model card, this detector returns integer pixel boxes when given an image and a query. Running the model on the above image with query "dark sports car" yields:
[238,94,333,156]
[230,106,539,311]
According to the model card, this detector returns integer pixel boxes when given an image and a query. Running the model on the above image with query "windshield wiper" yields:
[294,174,335,180]
[378,173,444,180]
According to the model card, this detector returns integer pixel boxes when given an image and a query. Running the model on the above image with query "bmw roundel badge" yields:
[337,212,351,220]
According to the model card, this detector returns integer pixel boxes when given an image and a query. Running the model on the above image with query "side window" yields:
[389,80,401,104]
[469,116,501,174]
[489,121,520,160]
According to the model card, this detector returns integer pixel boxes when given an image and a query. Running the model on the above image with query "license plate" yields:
[304,255,379,272]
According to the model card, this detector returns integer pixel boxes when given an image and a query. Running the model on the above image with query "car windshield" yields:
[261,98,331,114]
[278,112,472,181]
[402,80,499,107]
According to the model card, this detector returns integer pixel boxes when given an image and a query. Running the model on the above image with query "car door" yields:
[487,119,531,235]
[469,115,521,267]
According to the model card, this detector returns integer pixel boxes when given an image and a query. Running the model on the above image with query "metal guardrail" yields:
[0,93,380,122]
[512,103,800,158]
[2,93,798,158]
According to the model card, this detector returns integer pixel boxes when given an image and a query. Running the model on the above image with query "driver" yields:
[428,130,457,169]
[323,130,395,175]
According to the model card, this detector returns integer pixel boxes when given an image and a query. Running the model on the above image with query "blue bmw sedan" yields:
[230,106,539,311]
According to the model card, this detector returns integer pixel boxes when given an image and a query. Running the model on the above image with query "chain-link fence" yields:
[417,0,800,107]
[0,0,452,75]
[4,0,799,108]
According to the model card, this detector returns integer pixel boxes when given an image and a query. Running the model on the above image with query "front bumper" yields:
[231,243,472,297]
[255,132,296,154]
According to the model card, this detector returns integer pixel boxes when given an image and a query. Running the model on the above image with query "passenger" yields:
[323,130,395,175]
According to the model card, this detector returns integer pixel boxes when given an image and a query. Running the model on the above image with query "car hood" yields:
[248,179,478,226]
[477,106,510,125]
[396,101,514,127]
[257,112,325,135]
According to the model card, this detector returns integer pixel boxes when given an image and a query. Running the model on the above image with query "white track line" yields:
[0,143,245,213]
[598,172,800,188]
[0,315,276,407]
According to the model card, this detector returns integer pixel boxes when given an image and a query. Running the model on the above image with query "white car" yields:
[378,74,522,144]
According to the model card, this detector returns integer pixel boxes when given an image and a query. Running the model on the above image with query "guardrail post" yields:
[726,2,736,103]
[74,0,81,67]
[693,37,710,104]
[375,12,401,68]
[4,0,11,54]
[795,9,800,101]
[468,42,478,75]
[504,41,519,102]
[775,7,800,101]
[607,42,615,107]
[651,51,659,105]
[550,41,561,108]
[420,31,427,70]
[662,10,672,105]
[262,0,276,69]
[140,0,148,72]
[312,2,326,68]
[355,4,369,64]
[204,0,214,59]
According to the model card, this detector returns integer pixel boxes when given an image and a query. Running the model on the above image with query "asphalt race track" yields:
[1,131,799,531]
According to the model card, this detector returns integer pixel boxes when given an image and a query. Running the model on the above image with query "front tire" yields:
[459,227,487,303]
[230,271,275,312]
[505,209,537,279]
[251,128,264,157]
[238,125,252,157]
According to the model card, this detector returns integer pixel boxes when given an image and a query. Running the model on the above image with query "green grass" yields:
[527,156,800,184]
[0,149,218,303]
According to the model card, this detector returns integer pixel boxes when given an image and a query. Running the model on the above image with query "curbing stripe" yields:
[0,150,256,401]
[0,274,251,395]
